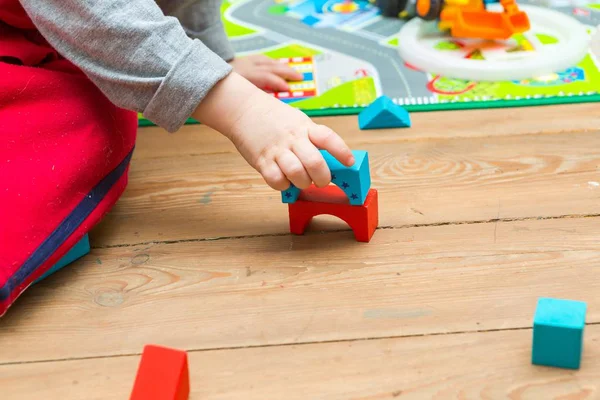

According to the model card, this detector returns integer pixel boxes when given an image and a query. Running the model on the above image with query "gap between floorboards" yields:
[92,212,600,249]
[3,322,600,367]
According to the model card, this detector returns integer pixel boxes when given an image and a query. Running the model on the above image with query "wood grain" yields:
[133,103,600,160]
[2,217,599,364]
[3,327,599,399]
[4,106,600,396]
[94,130,600,246]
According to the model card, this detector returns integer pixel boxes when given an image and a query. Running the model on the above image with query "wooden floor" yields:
[2,103,600,399]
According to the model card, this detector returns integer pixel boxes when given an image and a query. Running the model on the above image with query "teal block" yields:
[321,150,371,205]
[280,150,371,205]
[35,235,91,283]
[281,184,301,204]
[532,297,587,369]
[358,96,411,130]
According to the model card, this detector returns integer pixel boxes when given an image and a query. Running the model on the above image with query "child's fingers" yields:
[308,125,355,167]
[253,54,278,65]
[292,139,331,188]
[259,161,290,191]
[269,63,303,81]
[276,150,312,189]
[257,73,290,92]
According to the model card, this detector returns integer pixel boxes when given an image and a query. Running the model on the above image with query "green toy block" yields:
[532,297,587,369]
[35,235,90,283]
[358,95,411,130]
[281,149,371,205]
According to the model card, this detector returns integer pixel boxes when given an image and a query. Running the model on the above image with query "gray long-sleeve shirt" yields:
[19,0,233,132]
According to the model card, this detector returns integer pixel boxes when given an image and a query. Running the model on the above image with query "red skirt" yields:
[0,1,138,316]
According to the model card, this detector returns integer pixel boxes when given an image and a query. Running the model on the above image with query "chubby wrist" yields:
[192,72,259,136]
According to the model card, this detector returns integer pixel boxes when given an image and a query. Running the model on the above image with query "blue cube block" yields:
[35,234,91,283]
[532,297,587,369]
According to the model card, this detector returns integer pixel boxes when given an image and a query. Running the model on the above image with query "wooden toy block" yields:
[281,184,301,204]
[532,297,587,369]
[358,95,411,130]
[130,345,190,400]
[281,149,371,205]
[288,185,378,242]
[35,234,90,283]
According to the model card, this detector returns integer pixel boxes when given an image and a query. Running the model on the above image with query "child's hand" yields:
[229,55,303,92]
[193,72,355,191]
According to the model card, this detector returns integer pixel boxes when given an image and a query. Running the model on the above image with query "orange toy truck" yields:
[375,0,530,40]
[416,0,529,39]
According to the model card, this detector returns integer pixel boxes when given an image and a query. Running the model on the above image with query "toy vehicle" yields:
[376,0,530,40]
[375,0,410,18]
[418,0,530,39]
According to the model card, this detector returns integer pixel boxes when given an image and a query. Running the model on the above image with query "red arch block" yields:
[130,345,189,400]
[288,186,378,242]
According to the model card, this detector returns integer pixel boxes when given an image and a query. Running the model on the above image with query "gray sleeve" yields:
[158,0,235,62]
[19,0,233,132]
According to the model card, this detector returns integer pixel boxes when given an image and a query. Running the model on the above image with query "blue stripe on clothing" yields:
[0,149,133,301]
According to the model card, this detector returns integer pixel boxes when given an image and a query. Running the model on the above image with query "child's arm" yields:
[20,0,231,133]
[20,0,354,190]
[158,0,303,91]
[158,0,235,62]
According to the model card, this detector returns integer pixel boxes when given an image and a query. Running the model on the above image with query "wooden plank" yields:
[134,103,600,160]
[3,327,600,399]
[94,131,600,246]
[2,217,600,363]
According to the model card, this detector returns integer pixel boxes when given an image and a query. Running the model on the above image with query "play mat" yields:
[138,0,600,126]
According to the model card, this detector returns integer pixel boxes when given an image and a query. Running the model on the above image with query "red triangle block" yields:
[130,345,190,400]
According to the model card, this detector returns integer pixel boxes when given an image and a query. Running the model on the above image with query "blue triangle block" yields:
[320,150,371,205]
[358,96,411,130]
[280,150,371,205]
[281,184,301,203]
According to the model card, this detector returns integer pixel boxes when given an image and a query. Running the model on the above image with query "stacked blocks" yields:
[358,95,411,130]
[282,150,371,205]
[130,345,190,400]
[281,150,378,242]
[289,185,378,242]
[532,297,587,369]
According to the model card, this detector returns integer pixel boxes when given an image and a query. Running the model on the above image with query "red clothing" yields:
[0,0,137,316]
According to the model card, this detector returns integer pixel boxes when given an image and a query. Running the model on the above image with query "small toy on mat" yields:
[415,0,530,40]
[358,95,411,130]
[35,234,90,283]
[281,150,378,242]
[130,345,190,400]
[532,297,587,369]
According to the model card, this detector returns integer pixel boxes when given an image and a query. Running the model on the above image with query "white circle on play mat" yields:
[397,5,590,81]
